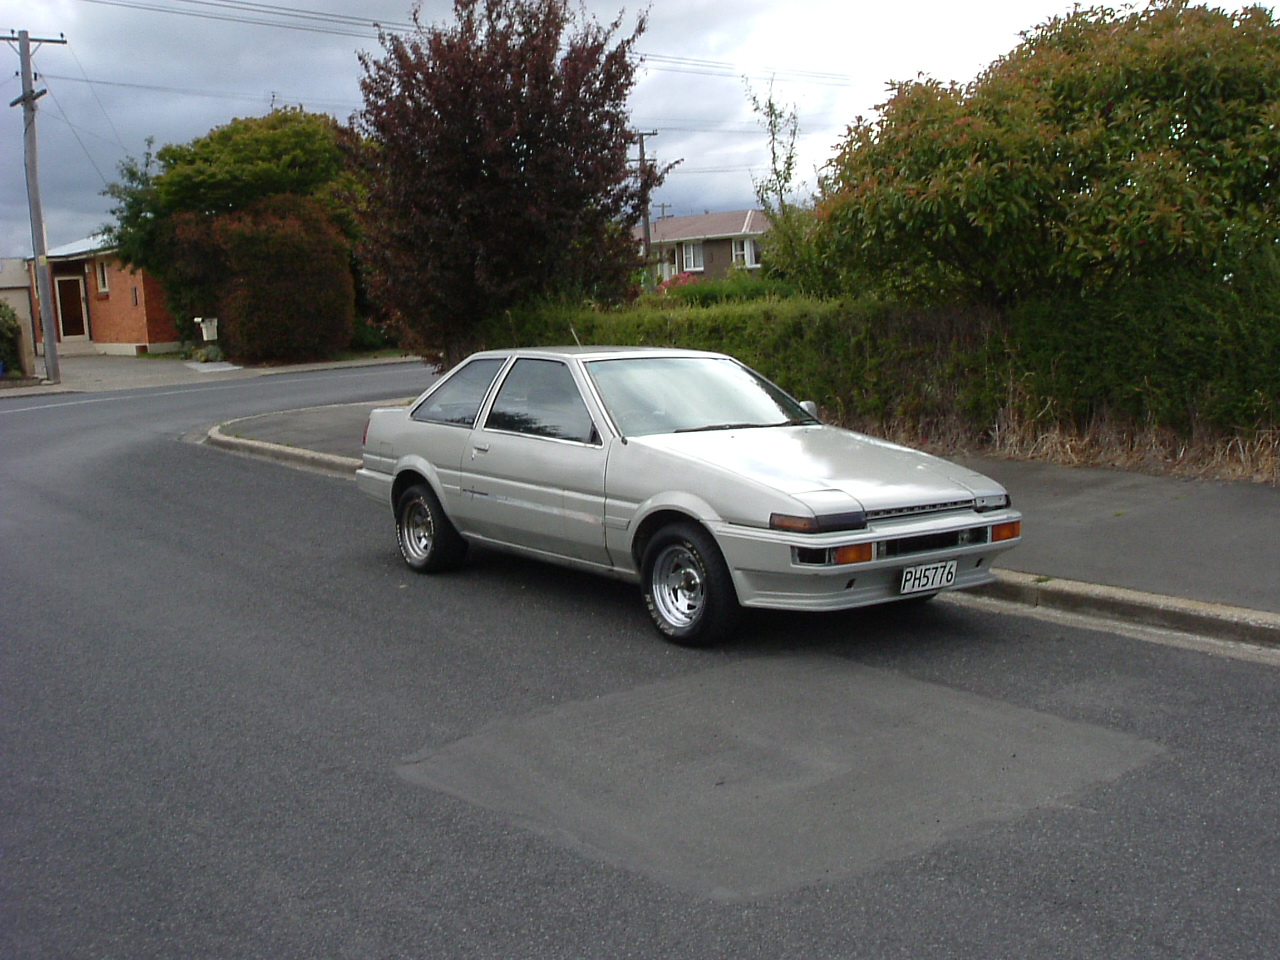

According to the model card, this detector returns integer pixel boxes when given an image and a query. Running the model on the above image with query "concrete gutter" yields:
[205,422,1280,650]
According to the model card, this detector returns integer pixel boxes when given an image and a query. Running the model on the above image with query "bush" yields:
[214,195,354,364]
[660,270,797,307]
[350,316,398,352]
[483,296,1006,436]
[1011,253,1280,431]
[0,301,23,376]
[483,276,1279,446]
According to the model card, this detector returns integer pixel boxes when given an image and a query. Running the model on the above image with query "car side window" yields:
[484,358,598,444]
[411,358,505,426]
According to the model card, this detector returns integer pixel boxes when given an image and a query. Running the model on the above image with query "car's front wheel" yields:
[641,521,740,647]
[396,484,467,573]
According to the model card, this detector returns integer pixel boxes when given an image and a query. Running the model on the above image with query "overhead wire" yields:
[34,67,113,188]
[64,40,130,153]
[70,0,859,86]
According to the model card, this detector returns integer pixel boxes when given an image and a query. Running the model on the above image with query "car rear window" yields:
[411,357,505,426]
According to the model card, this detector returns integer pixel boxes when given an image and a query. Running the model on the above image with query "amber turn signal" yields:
[991,520,1021,542]
[770,513,818,533]
[834,543,874,565]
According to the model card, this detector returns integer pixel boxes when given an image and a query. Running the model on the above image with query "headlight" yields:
[974,493,1010,512]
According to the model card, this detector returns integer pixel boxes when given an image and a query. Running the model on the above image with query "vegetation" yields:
[806,0,1280,302]
[0,301,23,377]
[106,108,359,361]
[352,0,667,366]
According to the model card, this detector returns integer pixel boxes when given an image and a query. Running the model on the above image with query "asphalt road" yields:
[3,366,1280,959]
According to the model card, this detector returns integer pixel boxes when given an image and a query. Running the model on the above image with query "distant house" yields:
[638,210,771,283]
[27,235,180,356]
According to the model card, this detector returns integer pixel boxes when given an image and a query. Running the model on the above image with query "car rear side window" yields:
[411,357,505,426]
[485,358,597,444]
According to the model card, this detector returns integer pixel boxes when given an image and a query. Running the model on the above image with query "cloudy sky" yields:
[1,0,1268,259]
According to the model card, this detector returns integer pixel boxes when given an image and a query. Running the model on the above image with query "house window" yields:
[96,260,110,293]
[682,241,704,272]
[733,238,759,268]
[132,286,139,306]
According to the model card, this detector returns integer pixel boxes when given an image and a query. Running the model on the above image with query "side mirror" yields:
[800,400,820,420]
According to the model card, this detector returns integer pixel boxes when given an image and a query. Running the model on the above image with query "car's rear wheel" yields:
[641,521,739,647]
[396,484,467,572]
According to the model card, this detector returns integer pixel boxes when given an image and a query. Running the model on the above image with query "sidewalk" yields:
[0,351,423,397]
[209,400,1280,647]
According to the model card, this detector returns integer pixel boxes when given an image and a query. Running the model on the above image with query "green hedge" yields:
[1010,261,1280,432]
[484,297,1006,436]
[481,266,1279,441]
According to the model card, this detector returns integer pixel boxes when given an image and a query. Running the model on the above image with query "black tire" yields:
[395,484,467,573]
[640,521,740,647]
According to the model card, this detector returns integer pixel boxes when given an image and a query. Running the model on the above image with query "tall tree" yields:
[106,108,360,354]
[353,0,663,365]
[815,0,1280,302]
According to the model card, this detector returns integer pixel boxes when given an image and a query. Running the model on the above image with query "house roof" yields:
[44,234,113,260]
[640,210,770,244]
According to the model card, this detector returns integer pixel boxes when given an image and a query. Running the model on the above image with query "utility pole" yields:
[8,29,67,384]
[636,130,658,287]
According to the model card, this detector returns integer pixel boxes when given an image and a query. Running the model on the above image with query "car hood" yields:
[632,425,1001,513]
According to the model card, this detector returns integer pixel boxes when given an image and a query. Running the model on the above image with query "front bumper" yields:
[711,508,1022,612]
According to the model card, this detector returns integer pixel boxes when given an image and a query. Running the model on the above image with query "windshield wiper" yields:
[675,421,790,433]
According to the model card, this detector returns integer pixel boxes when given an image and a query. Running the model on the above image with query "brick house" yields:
[28,235,180,355]
[639,210,771,283]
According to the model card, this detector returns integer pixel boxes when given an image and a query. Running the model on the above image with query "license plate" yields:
[900,559,957,595]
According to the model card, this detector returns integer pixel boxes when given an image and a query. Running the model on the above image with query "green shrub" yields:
[482,296,1006,436]
[1011,253,1280,431]
[350,316,397,352]
[660,270,797,306]
[0,301,23,377]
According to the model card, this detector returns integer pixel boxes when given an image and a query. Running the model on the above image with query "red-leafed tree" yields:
[353,0,665,365]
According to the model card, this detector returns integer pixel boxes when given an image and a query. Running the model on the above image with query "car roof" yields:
[468,345,731,363]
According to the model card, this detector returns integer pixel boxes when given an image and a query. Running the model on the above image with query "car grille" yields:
[792,525,990,566]
[865,499,974,521]
[876,526,989,559]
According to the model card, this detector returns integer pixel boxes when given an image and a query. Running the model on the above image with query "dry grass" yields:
[846,410,1280,486]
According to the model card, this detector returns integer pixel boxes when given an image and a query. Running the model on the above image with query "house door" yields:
[659,246,677,282]
[54,276,89,341]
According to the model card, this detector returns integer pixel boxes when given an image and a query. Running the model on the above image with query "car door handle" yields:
[472,443,490,455]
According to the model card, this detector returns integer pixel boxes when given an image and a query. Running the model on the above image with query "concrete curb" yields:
[206,423,360,478]
[205,425,1280,650]
[974,570,1280,648]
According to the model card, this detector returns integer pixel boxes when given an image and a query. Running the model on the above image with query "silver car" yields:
[357,346,1022,645]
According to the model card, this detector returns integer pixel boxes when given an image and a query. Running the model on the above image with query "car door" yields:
[455,357,611,564]
[391,356,508,520]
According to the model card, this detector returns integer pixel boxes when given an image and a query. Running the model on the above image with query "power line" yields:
[39,78,113,187]
[70,0,859,86]
[64,38,129,152]
[41,72,355,112]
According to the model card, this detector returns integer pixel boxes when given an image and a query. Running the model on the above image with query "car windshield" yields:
[585,356,817,438]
